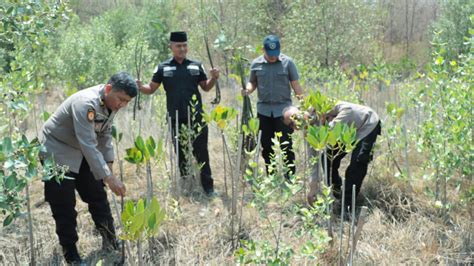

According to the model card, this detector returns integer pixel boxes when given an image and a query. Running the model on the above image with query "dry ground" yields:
[0,84,472,265]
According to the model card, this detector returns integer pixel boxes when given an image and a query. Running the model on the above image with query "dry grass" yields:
[0,84,472,265]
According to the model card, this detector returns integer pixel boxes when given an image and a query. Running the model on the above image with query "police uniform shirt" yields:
[152,57,207,120]
[40,85,116,180]
[328,101,380,141]
[249,54,299,118]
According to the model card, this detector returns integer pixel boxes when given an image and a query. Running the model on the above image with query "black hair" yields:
[107,72,138,98]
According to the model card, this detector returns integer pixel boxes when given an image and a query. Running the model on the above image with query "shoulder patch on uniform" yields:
[87,108,96,122]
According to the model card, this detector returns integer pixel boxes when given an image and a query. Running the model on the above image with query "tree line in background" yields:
[1,0,473,91]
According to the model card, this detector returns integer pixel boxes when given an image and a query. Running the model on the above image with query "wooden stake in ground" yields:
[338,178,346,266]
[349,185,356,265]
[167,115,176,198]
[231,135,243,250]
[175,110,180,196]
[222,134,235,193]
[237,130,261,241]
[350,206,368,259]
[254,130,262,183]
[322,150,333,238]
[26,184,35,266]
[303,129,308,199]
[111,194,132,261]
[133,30,144,121]
[119,159,125,263]
[222,133,228,197]
[146,161,153,202]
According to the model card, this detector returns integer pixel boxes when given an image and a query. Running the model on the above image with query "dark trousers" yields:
[44,159,115,249]
[258,113,296,177]
[325,122,381,207]
[171,119,213,190]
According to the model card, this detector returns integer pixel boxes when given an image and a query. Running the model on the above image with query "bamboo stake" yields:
[254,130,262,183]
[167,115,175,198]
[111,194,132,260]
[303,129,308,199]
[349,185,356,265]
[231,135,243,250]
[146,161,153,202]
[222,133,228,197]
[350,206,368,258]
[323,150,333,238]
[26,184,35,266]
[338,178,346,266]
[175,111,180,196]
[237,131,261,241]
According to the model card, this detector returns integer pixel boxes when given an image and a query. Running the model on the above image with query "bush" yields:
[47,3,171,91]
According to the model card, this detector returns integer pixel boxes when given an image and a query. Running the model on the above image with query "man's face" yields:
[264,50,279,63]
[170,42,188,60]
[104,84,132,112]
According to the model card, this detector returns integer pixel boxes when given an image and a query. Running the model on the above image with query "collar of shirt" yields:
[97,85,114,119]
[170,57,191,65]
[254,54,286,64]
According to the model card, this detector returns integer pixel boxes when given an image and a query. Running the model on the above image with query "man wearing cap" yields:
[137,31,219,195]
[40,72,137,264]
[243,35,303,178]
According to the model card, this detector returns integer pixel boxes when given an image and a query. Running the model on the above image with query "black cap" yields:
[170,31,187,42]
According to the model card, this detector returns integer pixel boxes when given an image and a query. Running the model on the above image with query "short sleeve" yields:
[287,59,299,81]
[151,64,164,83]
[249,62,257,84]
[198,63,207,82]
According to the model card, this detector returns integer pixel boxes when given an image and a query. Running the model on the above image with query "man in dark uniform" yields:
[137,31,219,195]
[40,72,137,264]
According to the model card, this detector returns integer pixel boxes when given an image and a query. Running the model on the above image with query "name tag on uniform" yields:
[187,65,199,70]
[164,66,176,71]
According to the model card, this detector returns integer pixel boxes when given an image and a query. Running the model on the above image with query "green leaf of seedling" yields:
[249,118,260,135]
[129,211,145,239]
[42,111,51,122]
[135,136,146,154]
[125,200,135,215]
[137,199,145,213]
[147,213,156,231]
[3,137,13,154]
[146,137,156,158]
[156,138,164,158]
[5,175,17,190]
[125,148,143,164]
[3,214,14,227]
[327,129,338,148]
[242,125,250,135]
[112,126,118,140]
[21,134,29,145]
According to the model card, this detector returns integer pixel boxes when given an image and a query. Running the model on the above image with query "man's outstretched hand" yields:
[104,175,126,197]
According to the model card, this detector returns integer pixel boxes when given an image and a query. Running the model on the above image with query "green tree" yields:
[432,0,474,62]
[284,0,382,67]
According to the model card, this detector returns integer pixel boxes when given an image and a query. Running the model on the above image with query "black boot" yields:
[62,244,84,265]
